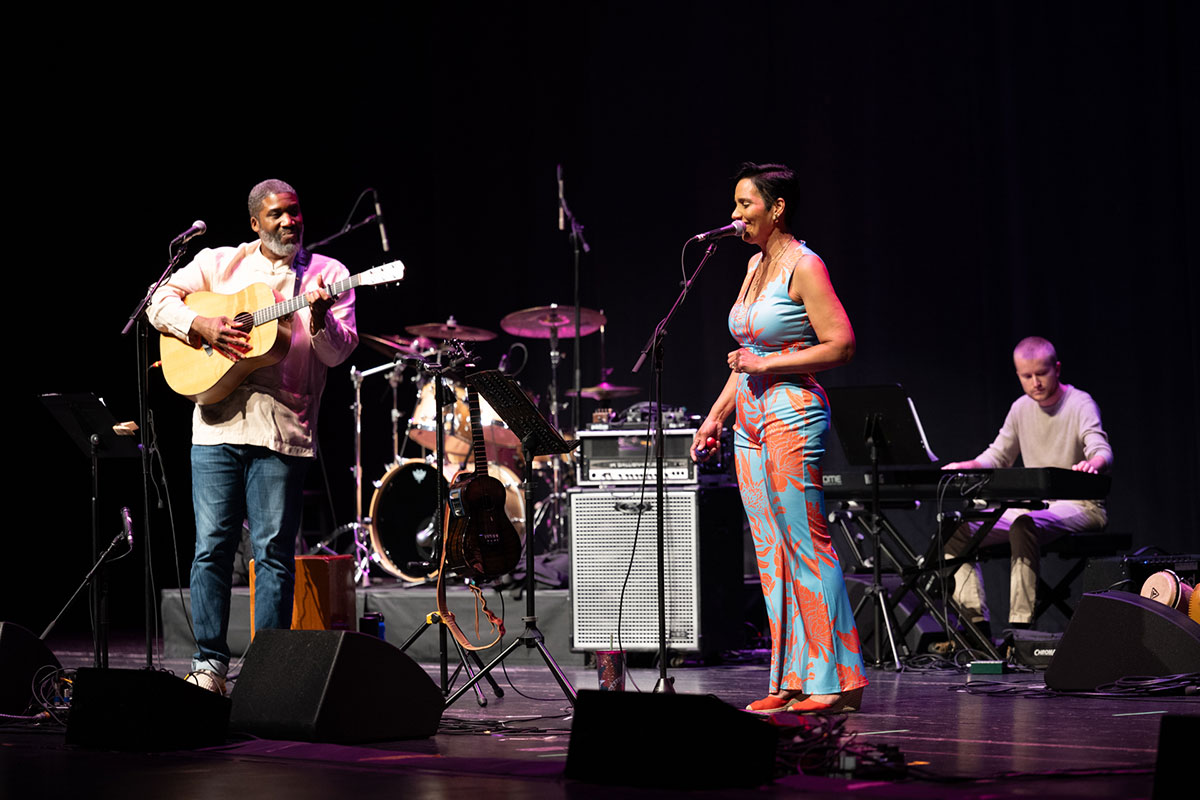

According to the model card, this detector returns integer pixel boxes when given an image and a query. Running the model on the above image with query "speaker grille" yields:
[570,489,701,651]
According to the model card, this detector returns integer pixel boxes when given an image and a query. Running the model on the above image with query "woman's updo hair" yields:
[735,162,800,229]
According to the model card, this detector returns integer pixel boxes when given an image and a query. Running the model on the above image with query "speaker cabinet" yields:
[229,629,442,743]
[66,668,230,751]
[1045,591,1200,691]
[569,486,743,657]
[0,622,60,715]
[566,690,776,788]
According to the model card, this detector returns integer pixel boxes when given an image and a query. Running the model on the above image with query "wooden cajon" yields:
[249,555,356,640]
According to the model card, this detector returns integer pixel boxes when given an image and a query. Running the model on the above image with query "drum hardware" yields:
[565,315,640,403]
[567,382,640,402]
[500,303,607,554]
[405,316,497,342]
[360,333,436,359]
[333,359,411,585]
[499,304,605,340]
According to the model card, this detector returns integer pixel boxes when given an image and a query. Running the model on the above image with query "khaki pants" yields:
[944,500,1107,625]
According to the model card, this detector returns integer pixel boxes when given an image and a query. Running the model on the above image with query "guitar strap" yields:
[291,247,311,298]
[435,538,506,652]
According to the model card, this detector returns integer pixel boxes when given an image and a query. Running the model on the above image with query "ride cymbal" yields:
[500,304,605,339]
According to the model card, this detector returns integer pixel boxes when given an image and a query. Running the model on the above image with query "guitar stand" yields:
[400,610,504,707]
[442,370,581,710]
[385,353,510,703]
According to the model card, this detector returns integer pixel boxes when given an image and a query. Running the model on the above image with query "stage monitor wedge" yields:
[230,629,443,743]
[1045,591,1200,692]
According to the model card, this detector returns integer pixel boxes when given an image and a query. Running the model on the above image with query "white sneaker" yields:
[184,669,227,696]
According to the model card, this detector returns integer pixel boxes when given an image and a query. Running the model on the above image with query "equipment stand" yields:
[442,370,580,709]
[39,393,140,667]
[826,385,938,669]
[632,239,723,693]
[387,353,507,703]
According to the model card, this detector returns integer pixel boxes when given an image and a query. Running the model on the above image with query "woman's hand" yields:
[691,417,724,462]
[727,348,767,375]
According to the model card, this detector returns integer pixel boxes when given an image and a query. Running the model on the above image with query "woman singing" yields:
[692,163,867,713]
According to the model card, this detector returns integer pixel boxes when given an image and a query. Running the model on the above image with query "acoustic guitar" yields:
[443,388,523,580]
[159,260,404,405]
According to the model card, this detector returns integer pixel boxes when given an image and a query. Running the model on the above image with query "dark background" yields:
[8,2,1196,637]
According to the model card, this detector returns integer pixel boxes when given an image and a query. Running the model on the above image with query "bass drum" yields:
[369,460,451,582]
[368,461,527,582]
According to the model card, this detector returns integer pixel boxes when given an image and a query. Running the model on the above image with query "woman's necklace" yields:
[747,235,796,302]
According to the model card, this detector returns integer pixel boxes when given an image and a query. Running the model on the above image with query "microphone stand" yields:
[556,164,590,436]
[631,239,724,693]
[121,237,195,669]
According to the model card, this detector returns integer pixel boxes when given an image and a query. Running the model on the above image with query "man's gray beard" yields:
[261,229,301,257]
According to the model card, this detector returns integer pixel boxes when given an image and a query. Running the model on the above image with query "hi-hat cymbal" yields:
[566,381,641,401]
[500,304,605,339]
[361,333,435,358]
[405,316,497,342]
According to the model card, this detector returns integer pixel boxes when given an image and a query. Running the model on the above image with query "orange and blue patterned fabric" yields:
[729,243,868,695]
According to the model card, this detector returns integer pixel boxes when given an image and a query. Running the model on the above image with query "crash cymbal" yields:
[500,304,605,339]
[405,316,497,342]
[361,333,435,358]
[565,381,641,400]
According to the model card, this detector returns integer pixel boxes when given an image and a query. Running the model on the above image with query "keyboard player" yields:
[941,337,1112,636]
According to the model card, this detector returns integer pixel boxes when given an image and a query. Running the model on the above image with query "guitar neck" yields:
[253,273,360,326]
[468,390,489,470]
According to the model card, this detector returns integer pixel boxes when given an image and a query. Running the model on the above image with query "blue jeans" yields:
[190,444,310,674]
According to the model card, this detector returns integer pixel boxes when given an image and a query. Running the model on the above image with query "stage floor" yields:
[4,629,1193,799]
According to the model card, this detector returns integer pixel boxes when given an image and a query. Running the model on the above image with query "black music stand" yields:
[441,369,581,709]
[40,393,141,668]
[827,385,937,669]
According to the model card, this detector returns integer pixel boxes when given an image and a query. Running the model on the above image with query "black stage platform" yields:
[3,628,1194,799]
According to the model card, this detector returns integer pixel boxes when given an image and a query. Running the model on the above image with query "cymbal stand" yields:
[388,356,411,464]
[543,323,567,551]
[556,163,591,436]
[315,360,400,583]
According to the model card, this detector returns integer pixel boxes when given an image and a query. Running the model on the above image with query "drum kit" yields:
[332,307,639,586]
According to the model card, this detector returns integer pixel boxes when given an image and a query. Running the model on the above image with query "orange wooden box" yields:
[249,555,356,640]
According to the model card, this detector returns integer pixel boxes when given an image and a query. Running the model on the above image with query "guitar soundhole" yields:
[233,312,254,332]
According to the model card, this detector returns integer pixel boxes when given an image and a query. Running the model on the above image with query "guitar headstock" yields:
[358,260,406,286]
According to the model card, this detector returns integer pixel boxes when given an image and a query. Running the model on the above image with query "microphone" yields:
[557,164,565,231]
[372,189,390,253]
[689,220,745,243]
[120,506,133,548]
[171,220,207,246]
